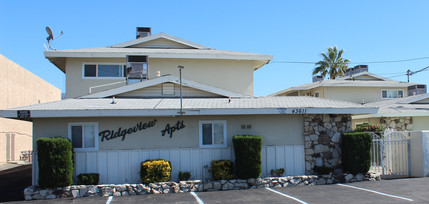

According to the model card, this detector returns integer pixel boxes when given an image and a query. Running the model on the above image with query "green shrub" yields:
[210,160,234,180]
[140,159,171,184]
[37,137,74,188]
[354,123,385,132]
[77,173,100,185]
[270,168,285,177]
[313,166,333,175]
[178,171,191,181]
[233,135,262,179]
[341,132,372,174]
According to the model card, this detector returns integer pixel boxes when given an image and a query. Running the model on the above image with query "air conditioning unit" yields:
[126,56,148,82]
[408,84,427,96]
[313,75,324,82]
[136,27,151,39]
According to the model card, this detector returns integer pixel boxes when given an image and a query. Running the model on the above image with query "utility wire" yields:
[271,56,429,65]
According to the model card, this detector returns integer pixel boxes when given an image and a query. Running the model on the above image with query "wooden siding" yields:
[130,38,194,49]
[32,145,305,185]
[116,83,222,98]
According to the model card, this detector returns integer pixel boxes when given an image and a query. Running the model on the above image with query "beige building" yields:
[0,54,61,164]
[1,28,378,184]
[270,67,426,104]
[353,93,429,131]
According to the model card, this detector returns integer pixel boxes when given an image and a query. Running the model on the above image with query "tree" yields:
[313,46,350,79]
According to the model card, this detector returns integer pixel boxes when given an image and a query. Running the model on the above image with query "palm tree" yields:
[313,46,350,79]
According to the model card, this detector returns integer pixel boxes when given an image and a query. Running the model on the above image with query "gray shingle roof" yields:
[364,93,429,116]
[1,97,377,118]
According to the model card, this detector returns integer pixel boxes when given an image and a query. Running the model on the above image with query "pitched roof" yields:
[338,72,393,81]
[80,75,250,99]
[270,72,418,96]
[44,33,273,72]
[110,33,210,49]
[1,96,377,119]
[354,93,429,117]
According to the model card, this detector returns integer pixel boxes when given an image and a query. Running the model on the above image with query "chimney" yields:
[136,27,151,39]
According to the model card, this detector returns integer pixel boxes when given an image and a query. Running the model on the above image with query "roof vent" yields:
[136,27,151,39]
[313,75,324,82]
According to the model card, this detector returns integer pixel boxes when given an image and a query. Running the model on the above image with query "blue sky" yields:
[1,0,428,96]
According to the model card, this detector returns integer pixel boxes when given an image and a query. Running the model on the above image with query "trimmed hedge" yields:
[341,132,372,174]
[77,173,100,185]
[178,171,191,181]
[37,137,74,189]
[233,135,262,179]
[210,160,234,180]
[140,159,172,184]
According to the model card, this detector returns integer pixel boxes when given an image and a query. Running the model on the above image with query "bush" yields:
[341,132,372,174]
[354,123,385,132]
[270,168,285,177]
[313,166,333,175]
[210,160,234,180]
[37,137,74,188]
[77,173,100,185]
[233,135,262,179]
[140,159,171,184]
[178,171,191,181]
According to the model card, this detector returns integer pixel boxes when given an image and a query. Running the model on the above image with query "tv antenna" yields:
[44,26,63,51]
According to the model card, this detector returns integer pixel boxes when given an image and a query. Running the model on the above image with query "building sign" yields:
[277,108,308,114]
[99,119,157,142]
[17,110,31,118]
[161,120,185,138]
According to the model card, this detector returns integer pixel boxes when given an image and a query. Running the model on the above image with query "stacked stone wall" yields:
[379,117,413,131]
[304,114,353,175]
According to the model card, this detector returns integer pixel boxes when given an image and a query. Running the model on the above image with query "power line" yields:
[271,56,429,65]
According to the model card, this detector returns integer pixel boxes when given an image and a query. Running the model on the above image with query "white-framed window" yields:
[68,122,98,151]
[381,90,404,99]
[83,63,127,78]
[199,120,227,148]
[315,91,320,98]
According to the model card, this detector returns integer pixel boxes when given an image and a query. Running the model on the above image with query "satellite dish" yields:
[45,26,63,51]
[46,26,54,43]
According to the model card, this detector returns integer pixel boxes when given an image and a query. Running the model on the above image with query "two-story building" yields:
[0,54,61,165]
[1,28,377,184]
[270,65,427,104]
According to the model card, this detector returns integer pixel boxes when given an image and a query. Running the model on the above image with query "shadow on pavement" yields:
[0,164,32,202]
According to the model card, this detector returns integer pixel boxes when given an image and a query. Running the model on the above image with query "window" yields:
[199,120,227,148]
[83,64,127,78]
[381,90,404,99]
[315,92,320,98]
[68,123,98,151]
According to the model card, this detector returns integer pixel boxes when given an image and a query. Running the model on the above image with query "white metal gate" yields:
[370,131,410,178]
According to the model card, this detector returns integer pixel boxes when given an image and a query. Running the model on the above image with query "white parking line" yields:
[190,192,205,204]
[106,196,113,204]
[266,187,309,204]
[337,183,414,202]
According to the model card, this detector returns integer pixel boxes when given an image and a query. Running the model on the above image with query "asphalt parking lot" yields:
[7,177,429,204]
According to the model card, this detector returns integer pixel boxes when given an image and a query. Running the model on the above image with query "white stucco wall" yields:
[409,131,429,177]
[65,58,255,98]
[32,115,304,151]
[413,116,429,131]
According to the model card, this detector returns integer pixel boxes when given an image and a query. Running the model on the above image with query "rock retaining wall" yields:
[24,173,381,200]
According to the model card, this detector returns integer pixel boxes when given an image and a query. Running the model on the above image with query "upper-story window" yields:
[83,64,127,78]
[382,90,404,99]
